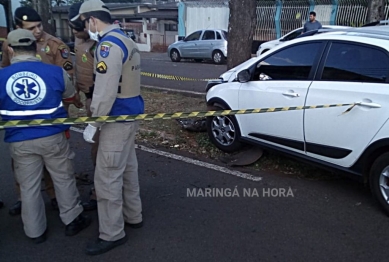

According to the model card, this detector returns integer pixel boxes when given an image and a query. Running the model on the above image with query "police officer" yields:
[1,7,75,76]
[69,3,96,117]
[72,0,144,255]
[68,2,98,211]
[0,29,91,243]
[1,6,80,216]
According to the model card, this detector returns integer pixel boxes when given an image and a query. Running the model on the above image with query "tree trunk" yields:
[227,0,257,70]
[367,0,386,23]
[32,0,55,35]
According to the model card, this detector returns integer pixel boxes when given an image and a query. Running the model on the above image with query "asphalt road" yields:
[140,52,227,93]
[1,130,389,261]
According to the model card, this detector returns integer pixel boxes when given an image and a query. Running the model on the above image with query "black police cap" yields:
[68,2,83,21]
[68,2,84,30]
[14,6,42,23]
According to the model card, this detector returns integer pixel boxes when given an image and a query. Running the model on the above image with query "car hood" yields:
[260,39,279,49]
[219,57,258,81]
[169,40,184,47]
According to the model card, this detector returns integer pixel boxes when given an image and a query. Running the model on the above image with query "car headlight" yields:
[205,79,223,92]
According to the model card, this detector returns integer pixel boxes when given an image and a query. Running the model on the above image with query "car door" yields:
[304,41,389,167]
[180,30,202,58]
[197,30,216,58]
[238,41,326,153]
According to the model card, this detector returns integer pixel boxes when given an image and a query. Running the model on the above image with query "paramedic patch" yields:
[96,61,107,74]
[6,71,47,106]
[100,42,112,58]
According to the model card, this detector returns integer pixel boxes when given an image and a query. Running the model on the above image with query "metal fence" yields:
[254,0,389,41]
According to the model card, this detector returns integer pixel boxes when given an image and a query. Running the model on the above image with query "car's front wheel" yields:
[370,152,389,215]
[170,49,181,62]
[212,50,225,64]
[206,105,242,153]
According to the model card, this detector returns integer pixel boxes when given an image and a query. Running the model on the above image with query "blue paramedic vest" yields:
[0,61,69,143]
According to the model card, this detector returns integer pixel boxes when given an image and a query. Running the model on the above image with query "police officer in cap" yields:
[1,6,76,76]
[68,2,98,211]
[72,0,144,255]
[1,6,83,216]
[0,29,91,243]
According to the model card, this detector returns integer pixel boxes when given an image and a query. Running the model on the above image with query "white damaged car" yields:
[206,26,389,215]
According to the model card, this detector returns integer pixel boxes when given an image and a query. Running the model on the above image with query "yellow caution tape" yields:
[0,103,354,129]
[140,71,217,81]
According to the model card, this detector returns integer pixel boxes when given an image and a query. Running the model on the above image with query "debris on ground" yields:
[176,118,207,132]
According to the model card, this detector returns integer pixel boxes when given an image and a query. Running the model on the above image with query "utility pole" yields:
[367,0,386,23]
[227,0,257,70]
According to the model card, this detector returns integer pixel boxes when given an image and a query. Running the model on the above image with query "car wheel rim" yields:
[211,116,235,146]
[379,166,389,203]
[214,53,221,63]
[171,51,178,60]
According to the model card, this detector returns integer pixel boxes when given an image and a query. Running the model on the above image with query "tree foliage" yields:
[20,0,33,7]
[52,0,67,7]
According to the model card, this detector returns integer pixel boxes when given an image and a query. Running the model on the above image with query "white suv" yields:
[206,26,389,214]
[256,25,351,56]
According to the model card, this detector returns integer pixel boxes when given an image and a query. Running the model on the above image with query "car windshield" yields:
[222,30,228,40]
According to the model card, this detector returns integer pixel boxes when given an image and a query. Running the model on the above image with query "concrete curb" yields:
[141,85,206,99]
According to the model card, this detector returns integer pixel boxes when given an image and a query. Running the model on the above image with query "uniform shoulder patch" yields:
[100,42,112,58]
[58,44,70,59]
[63,61,73,71]
[96,61,107,74]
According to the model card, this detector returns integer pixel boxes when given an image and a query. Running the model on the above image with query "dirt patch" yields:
[68,88,340,180]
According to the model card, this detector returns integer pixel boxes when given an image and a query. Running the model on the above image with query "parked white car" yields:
[206,26,389,214]
[256,25,351,56]
[167,29,228,64]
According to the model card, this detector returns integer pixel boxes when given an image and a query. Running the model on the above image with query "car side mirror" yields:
[237,69,251,83]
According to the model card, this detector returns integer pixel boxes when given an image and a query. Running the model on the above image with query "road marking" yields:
[70,126,262,182]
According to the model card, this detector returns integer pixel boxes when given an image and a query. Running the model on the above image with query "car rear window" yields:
[222,31,228,40]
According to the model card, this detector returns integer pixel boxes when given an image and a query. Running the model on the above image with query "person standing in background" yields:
[302,11,322,33]
[68,2,98,211]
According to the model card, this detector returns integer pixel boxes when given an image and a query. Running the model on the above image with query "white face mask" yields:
[88,20,99,41]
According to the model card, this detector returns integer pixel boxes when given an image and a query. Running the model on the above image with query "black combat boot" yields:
[65,214,91,236]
